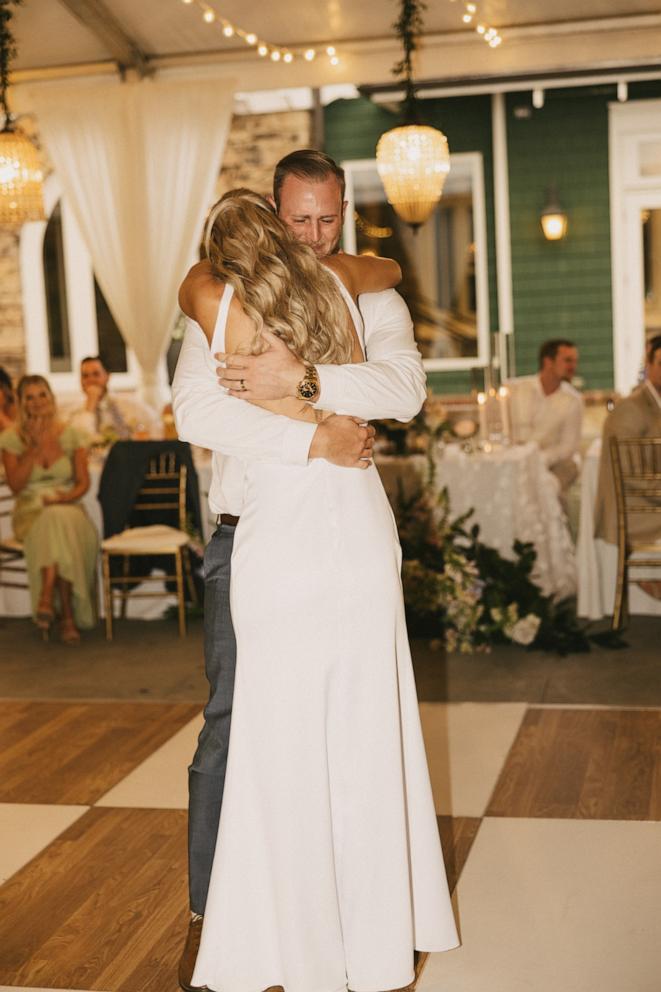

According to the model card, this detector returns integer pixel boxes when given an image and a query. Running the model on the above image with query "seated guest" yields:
[594,334,661,548]
[68,355,160,442]
[0,366,16,430]
[508,338,583,492]
[0,375,99,643]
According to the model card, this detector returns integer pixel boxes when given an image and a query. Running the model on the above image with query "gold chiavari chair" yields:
[610,436,661,629]
[0,477,28,595]
[101,450,197,639]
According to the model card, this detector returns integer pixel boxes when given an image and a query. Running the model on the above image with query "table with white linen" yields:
[377,442,576,600]
[576,437,661,619]
[0,448,215,620]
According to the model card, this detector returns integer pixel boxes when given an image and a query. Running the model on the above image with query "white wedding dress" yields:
[192,284,459,992]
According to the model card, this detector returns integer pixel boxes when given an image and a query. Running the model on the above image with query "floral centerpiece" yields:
[394,465,593,654]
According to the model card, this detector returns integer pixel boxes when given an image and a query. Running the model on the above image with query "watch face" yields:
[299,381,317,400]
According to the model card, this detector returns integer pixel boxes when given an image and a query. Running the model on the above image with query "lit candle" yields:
[477,391,487,442]
[498,385,511,443]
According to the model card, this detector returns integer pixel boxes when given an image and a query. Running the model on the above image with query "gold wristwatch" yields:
[296,364,320,402]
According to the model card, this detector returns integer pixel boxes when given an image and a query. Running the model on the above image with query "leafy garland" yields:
[392,0,427,120]
[0,0,22,129]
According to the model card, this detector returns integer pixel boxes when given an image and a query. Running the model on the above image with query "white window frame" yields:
[19,173,141,396]
[342,152,491,371]
[609,98,661,393]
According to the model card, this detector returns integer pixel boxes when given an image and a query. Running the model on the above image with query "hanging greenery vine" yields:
[0,0,22,129]
[391,0,426,120]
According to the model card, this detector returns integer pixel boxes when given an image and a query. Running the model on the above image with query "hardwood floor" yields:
[487,707,661,820]
[0,808,188,991]
[0,701,201,805]
[436,816,482,892]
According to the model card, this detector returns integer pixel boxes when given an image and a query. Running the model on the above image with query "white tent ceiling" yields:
[10,0,661,96]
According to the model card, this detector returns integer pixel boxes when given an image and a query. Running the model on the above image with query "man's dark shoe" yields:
[178,915,206,992]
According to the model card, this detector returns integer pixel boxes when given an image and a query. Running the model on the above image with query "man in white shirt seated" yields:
[507,338,583,493]
[68,355,160,442]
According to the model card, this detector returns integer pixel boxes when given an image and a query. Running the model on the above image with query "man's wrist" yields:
[295,364,321,403]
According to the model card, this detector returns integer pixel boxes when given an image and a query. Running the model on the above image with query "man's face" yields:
[646,348,661,391]
[81,360,109,395]
[548,346,578,383]
[276,174,346,258]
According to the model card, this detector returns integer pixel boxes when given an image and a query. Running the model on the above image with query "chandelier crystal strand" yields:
[181,0,341,65]
[0,0,45,227]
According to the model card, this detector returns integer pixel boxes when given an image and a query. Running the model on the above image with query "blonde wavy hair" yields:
[16,375,58,441]
[204,188,354,364]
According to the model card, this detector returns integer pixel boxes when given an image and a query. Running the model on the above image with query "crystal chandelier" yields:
[376,0,450,230]
[0,0,44,228]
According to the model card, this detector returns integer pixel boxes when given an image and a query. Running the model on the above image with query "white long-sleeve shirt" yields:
[507,374,583,468]
[172,288,426,515]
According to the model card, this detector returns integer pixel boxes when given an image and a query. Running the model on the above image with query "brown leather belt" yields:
[218,513,240,527]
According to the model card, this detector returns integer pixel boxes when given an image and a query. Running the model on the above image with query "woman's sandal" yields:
[59,619,81,645]
[34,600,55,639]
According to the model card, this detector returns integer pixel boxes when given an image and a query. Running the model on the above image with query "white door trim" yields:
[609,98,661,393]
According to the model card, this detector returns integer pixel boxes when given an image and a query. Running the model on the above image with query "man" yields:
[68,355,160,441]
[172,150,426,992]
[507,338,583,493]
[594,334,661,547]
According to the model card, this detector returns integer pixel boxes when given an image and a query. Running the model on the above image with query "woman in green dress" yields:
[0,375,99,642]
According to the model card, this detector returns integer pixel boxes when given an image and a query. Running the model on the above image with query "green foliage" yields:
[395,469,593,655]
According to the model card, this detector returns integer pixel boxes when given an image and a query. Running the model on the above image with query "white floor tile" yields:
[0,804,87,884]
[418,817,661,992]
[419,702,526,817]
[95,713,204,809]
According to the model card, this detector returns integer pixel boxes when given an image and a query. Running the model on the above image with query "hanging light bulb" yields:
[375,0,450,230]
[0,3,44,227]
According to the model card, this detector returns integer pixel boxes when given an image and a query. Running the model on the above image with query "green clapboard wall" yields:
[324,83,661,394]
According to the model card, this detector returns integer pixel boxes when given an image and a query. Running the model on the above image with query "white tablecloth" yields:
[377,443,576,600]
[576,438,661,619]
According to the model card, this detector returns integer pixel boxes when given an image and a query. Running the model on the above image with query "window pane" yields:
[43,202,72,373]
[351,166,478,361]
[94,278,127,373]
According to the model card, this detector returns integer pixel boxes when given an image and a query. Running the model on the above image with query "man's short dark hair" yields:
[538,338,577,368]
[80,355,106,369]
[273,149,345,210]
[0,365,12,394]
[647,335,661,363]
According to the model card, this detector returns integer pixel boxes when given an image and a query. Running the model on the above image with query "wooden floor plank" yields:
[487,708,661,820]
[0,807,188,992]
[0,701,201,805]
[437,815,482,892]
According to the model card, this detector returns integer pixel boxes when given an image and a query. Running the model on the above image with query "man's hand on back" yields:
[309,415,375,469]
[216,331,305,400]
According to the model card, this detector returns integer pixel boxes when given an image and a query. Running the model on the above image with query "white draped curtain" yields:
[30,75,235,405]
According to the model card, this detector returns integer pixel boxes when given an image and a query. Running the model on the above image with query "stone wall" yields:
[215,110,311,201]
[0,108,311,378]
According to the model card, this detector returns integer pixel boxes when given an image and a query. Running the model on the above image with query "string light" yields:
[180,0,343,65]
[456,1,501,47]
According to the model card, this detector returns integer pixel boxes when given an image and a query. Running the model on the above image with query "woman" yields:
[0,366,16,430]
[0,375,98,642]
[186,190,458,992]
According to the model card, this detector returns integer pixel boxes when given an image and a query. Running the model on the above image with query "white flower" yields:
[509,614,541,646]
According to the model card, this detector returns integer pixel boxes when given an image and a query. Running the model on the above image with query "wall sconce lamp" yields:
[540,185,568,241]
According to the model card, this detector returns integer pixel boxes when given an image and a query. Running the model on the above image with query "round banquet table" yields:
[377,442,576,600]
